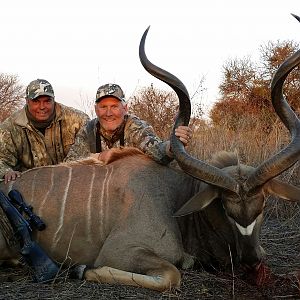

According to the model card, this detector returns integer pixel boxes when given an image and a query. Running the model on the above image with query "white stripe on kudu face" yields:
[235,220,256,236]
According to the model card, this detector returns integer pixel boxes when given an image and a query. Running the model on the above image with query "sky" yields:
[0,0,299,115]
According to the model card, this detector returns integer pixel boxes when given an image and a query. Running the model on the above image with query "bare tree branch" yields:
[0,73,24,122]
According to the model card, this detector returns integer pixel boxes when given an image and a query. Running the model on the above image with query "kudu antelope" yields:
[0,28,300,291]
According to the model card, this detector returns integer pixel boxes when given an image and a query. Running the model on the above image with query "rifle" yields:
[8,189,46,231]
[0,190,59,282]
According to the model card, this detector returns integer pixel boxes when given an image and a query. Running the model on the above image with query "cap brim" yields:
[95,95,125,103]
[29,92,55,100]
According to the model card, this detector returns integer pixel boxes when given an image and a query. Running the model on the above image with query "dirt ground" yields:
[0,201,300,300]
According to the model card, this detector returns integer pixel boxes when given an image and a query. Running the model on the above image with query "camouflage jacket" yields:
[65,114,173,165]
[0,103,89,178]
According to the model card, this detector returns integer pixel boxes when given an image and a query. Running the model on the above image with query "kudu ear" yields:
[266,178,300,202]
[174,184,219,217]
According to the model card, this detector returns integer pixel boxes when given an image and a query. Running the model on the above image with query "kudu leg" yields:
[84,265,180,291]
[84,250,181,291]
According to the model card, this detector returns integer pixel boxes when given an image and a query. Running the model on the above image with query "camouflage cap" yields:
[95,83,125,103]
[26,79,55,100]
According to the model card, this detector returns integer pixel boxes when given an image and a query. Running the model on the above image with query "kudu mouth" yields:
[139,20,300,195]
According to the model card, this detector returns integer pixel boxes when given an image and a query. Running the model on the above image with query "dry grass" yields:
[189,119,290,167]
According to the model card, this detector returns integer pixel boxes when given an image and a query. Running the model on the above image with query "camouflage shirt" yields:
[0,103,89,178]
[65,114,173,165]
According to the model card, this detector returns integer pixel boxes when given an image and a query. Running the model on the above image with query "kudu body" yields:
[0,27,300,291]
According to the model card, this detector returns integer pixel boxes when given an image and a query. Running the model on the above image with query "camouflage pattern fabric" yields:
[0,205,18,248]
[26,78,55,100]
[95,83,125,102]
[0,103,90,179]
[65,114,173,165]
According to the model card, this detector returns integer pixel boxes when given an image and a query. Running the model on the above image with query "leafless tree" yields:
[0,73,24,122]
[128,84,178,139]
[128,83,204,140]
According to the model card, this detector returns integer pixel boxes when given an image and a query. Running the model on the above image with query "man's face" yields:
[26,96,55,122]
[95,97,128,134]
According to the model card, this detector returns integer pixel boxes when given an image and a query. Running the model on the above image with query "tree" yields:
[259,41,300,112]
[128,84,204,140]
[128,84,178,140]
[0,73,24,122]
[210,40,300,131]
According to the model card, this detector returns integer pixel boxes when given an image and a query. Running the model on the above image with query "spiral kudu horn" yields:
[244,14,300,193]
[139,27,239,193]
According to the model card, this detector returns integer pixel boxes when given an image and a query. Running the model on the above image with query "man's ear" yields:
[123,103,128,112]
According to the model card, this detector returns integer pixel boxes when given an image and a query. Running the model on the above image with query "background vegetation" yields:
[127,40,300,167]
[127,39,300,220]
[0,74,24,122]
